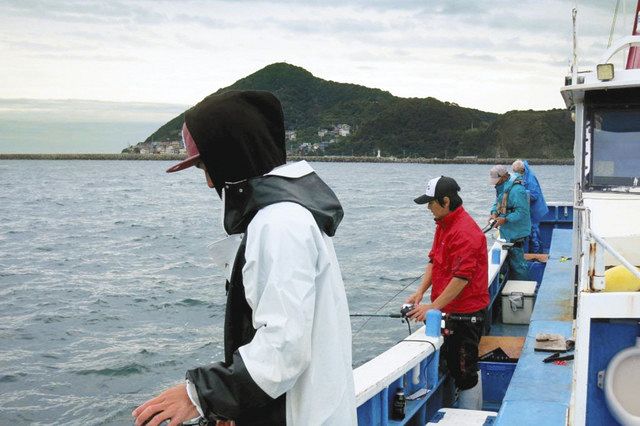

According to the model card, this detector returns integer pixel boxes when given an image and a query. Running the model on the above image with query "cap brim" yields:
[414,194,435,204]
[166,154,201,173]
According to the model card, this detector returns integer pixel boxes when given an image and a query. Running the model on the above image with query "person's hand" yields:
[489,214,497,223]
[408,303,434,322]
[132,384,199,426]
[495,217,507,227]
[405,291,423,306]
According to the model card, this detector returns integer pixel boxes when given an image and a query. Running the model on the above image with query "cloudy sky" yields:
[0,0,633,152]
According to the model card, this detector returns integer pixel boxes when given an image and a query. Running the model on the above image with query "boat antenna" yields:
[608,0,621,48]
[572,6,578,84]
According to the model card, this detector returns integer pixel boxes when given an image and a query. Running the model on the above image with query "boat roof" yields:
[561,35,640,108]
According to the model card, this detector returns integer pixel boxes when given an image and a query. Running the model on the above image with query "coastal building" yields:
[285,130,297,141]
[336,124,351,137]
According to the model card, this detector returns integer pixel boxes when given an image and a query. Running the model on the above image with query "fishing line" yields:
[352,273,423,337]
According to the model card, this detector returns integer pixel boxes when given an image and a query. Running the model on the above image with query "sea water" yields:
[0,160,572,424]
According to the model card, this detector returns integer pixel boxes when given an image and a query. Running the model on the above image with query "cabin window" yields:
[587,109,640,189]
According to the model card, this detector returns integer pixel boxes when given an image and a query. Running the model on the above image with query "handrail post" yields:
[425,310,442,393]
[593,238,605,291]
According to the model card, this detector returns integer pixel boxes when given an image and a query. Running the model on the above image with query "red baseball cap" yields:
[166,122,201,173]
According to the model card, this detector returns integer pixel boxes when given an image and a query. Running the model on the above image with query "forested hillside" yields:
[139,63,572,159]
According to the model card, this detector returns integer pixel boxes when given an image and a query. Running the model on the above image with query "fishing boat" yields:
[353,3,640,425]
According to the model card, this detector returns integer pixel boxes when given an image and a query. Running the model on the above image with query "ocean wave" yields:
[175,298,208,307]
[74,363,150,377]
[0,373,26,383]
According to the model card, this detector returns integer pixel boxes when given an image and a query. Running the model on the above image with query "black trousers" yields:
[441,309,485,391]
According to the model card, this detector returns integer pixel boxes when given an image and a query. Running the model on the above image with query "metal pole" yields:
[572,8,578,84]
[609,0,621,48]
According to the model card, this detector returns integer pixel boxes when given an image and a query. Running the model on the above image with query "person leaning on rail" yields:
[488,164,531,280]
[132,90,356,426]
[405,176,489,410]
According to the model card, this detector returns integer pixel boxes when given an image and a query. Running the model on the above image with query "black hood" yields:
[223,170,344,237]
[185,90,286,196]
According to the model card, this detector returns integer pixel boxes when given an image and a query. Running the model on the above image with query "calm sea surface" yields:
[0,160,572,425]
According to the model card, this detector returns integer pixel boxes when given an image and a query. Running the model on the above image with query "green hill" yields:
[139,63,572,159]
[484,109,574,158]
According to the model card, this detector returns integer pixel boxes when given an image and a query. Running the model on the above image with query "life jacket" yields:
[498,178,523,216]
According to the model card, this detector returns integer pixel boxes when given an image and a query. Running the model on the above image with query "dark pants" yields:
[529,223,542,254]
[508,241,529,281]
[441,310,485,391]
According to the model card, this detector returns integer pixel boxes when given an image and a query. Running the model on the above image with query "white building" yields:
[336,124,351,137]
[285,130,297,141]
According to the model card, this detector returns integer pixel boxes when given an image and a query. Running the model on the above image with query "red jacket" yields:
[428,206,489,313]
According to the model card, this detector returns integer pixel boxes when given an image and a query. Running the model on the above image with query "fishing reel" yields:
[400,303,415,318]
[481,218,497,234]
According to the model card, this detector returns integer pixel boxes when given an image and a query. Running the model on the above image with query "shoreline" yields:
[0,153,574,165]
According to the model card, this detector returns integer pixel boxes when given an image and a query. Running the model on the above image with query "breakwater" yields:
[288,156,573,165]
[0,153,573,165]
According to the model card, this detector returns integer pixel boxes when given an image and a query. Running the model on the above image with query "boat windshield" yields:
[586,109,640,189]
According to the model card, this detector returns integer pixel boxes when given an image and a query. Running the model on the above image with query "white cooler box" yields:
[501,280,537,324]
[427,408,497,425]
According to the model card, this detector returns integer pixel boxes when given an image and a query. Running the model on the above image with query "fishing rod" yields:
[481,218,497,234]
[352,312,414,335]
[350,313,403,318]
[352,302,418,334]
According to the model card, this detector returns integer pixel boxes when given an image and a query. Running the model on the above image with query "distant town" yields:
[122,140,186,155]
[286,123,351,154]
[122,123,353,156]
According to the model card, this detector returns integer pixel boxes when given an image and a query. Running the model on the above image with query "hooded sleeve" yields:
[238,203,318,398]
[185,352,282,421]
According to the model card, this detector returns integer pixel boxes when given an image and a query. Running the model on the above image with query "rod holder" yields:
[425,309,442,337]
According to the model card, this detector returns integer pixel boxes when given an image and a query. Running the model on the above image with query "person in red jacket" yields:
[405,175,488,410]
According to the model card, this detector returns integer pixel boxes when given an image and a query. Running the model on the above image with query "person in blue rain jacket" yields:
[512,159,549,254]
[488,165,531,281]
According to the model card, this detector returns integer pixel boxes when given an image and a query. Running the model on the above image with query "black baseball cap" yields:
[414,176,461,204]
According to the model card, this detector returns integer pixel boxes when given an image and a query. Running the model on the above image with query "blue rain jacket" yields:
[519,161,549,224]
[491,178,531,242]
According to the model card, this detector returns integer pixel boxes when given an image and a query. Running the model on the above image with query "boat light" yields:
[597,63,615,81]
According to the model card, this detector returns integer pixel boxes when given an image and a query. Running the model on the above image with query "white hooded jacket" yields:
[187,162,356,425]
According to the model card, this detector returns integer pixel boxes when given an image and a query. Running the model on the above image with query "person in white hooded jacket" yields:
[132,90,356,426]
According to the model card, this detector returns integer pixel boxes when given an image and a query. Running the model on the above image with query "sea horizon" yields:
[0,153,574,165]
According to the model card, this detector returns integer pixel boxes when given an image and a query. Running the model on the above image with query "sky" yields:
[0,0,634,152]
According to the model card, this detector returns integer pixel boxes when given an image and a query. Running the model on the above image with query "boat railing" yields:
[354,312,443,425]
[579,207,640,292]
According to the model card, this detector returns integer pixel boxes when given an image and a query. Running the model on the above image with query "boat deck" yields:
[495,227,574,425]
